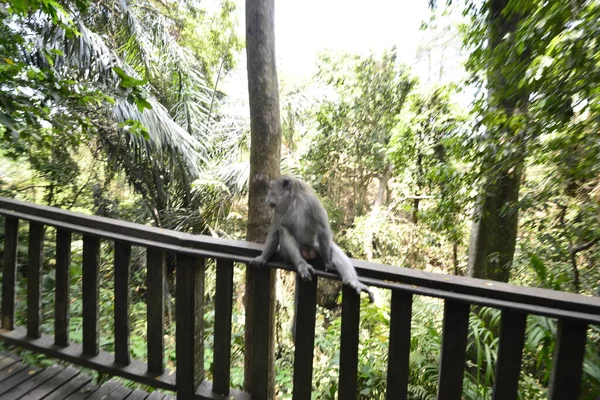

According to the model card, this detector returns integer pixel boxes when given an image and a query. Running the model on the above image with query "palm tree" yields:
[2,0,245,232]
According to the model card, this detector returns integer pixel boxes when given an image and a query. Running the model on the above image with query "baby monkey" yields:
[250,175,374,302]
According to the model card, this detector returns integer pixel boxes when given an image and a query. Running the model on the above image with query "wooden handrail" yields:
[1,196,599,318]
[1,196,599,400]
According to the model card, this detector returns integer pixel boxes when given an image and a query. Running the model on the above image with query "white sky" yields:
[219,0,471,108]
[225,0,432,87]
[272,0,430,82]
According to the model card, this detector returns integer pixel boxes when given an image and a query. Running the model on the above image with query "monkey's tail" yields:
[331,243,375,303]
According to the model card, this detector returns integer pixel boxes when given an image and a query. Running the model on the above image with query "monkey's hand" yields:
[297,261,315,281]
[249,255,268,268]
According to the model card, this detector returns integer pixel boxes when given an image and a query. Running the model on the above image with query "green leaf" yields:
[134,97,152,112]
[529,252,547,283]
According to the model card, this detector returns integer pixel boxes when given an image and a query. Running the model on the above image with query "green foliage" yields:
[3,0,600,398]
[389,83,472,249]
[303,49,417,221]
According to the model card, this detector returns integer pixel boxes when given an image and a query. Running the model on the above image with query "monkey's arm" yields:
[249,228,279,267]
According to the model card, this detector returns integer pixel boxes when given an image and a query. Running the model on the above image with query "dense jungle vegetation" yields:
[0,0,599,398]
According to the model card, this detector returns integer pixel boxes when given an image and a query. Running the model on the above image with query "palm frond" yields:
[112,98,206,178]
[31,17,205,178]
[115,0,214,142]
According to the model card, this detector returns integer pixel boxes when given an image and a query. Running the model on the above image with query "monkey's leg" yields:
[317,231,335,271]
[278,227,315,281]
[331,243,375,302]
[250,227,280,267]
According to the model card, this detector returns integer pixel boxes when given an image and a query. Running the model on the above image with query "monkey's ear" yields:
[282,177,291,189]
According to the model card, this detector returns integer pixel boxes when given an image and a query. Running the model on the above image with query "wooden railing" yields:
[0,196,599,399]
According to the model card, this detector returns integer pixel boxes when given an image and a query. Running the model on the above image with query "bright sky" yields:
[273,0,430,82]
[227,0,432,86]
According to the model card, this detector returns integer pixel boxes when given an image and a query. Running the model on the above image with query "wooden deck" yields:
[2,197,600,399]
[0,352,174,400]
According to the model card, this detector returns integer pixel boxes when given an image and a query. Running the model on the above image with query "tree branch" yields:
[572,238,599,254]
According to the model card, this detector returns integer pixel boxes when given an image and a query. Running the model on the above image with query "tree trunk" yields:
[363,165,393,260]
[466,0,528,282]
[467,165,523,281]
[244,0,282,396]
[453,242,460,275]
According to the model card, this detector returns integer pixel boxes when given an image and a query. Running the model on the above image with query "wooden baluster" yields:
[548,319,588,400]
[114,241,132,365]
[213,259,234,395]
[386,291,413,400]
[492,310,527,400]
[82,235,100,356]
[1,217,18,330]
[339,285,360,400]
[147,247,165,375]
[27,222,44,338]
[176,255,205,398]
[55,229,72,346]
[292,275,318,400]
[437,300,470,400]
[249,267,275,399]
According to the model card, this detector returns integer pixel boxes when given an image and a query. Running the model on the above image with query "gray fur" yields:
[250,175,374,302]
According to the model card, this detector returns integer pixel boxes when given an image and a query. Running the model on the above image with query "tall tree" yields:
[465,0,531,281]
[306,50,416,222]
[244,0,282,396]
[0,0,243,233]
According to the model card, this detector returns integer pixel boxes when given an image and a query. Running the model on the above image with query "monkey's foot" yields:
[249,256,267,268]
[297,262,315,281]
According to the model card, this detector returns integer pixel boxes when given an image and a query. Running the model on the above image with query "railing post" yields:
[55,229,72,347]
[386,291,413,400]
[1,217,19,330]
[176,254,205,398]
[27,222,44,338]
[339,285,360,400]
[114,241,132,366]
[213,259,234,395]
[249,267,275,399]
[437,300,470,400]
[548,319,588,400]
[292,275,318,400]
[82,235,100,356]
[492,310,527,400]
[147,247,165,375]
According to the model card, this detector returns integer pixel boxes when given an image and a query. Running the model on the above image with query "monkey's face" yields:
[266,177,291,208]
[266,183,282,208]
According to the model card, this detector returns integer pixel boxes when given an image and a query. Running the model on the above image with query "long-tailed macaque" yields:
[250,175,374,302]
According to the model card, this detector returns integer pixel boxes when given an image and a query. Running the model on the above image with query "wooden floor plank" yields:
[0,364,39,395]
[106,384,132,399]
[43,373,93,400]
[0,353,21,369]
[0,355,21,373]
[63,380,100,400]
[0,364,62,398]
[22,366,81,400]
[145,391,166,400]
[73,379,120,400]
[126,388,149,399]
[0,354,169,400]
[0,361,29,383]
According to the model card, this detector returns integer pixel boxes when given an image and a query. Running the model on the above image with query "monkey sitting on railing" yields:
[250,175,374,302]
